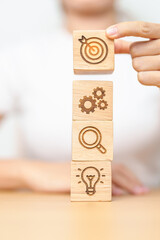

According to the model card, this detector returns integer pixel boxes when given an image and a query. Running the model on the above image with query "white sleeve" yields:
[0,50,15,114]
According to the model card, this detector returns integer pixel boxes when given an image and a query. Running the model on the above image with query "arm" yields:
[0,115,25,190]
[0,159,70,192]
[0,114,69,192]
[0,160,148,195]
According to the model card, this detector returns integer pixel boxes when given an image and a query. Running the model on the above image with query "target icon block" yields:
[73,30,114,74]
[71,160,111,202]
[72,121,113,161]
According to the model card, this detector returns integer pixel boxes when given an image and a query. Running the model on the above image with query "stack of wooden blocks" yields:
[71,30,114,202]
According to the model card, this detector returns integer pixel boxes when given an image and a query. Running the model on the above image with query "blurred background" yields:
[0,0,160,49]
[0,0,160,157]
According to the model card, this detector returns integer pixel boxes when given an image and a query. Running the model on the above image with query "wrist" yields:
[0,160,27,189]
[13,160,29,189]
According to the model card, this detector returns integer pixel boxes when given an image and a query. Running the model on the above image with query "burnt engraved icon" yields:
[76,167,106,196]
[98,100,108,110]
[79,87,108,114]
[79,36,108,64]
[79,96,97,114]
[92,87,105,100]
[79,126,107,154]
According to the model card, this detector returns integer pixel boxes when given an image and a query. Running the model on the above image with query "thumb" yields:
[114,39,131,54]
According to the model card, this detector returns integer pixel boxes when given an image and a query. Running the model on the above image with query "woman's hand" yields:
[25,161,148,196]
[24,161,149,196]
[112,163,149,196]
[106,21,160,87]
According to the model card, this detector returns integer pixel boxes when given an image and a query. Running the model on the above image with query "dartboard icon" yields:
[79,35,108,64]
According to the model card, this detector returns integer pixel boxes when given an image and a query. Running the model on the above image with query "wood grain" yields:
[73,30,114,74]
[72,121,113,161]
[71,160,111,202]
[0,191,160,240]
[73,80,113,121]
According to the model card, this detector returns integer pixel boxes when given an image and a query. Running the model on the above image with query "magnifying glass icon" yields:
[79,126,106,154]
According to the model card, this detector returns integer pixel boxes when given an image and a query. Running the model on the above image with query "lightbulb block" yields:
[73,30,114,74]
[73,80,113,121]
[72,121,113,161]
[71,160,112,202]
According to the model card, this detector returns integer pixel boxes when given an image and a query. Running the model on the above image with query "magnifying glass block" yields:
[72,121,113,161]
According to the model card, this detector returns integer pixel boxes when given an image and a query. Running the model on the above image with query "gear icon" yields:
[79,96,97,114]
[98,100,108,110]
[92,87,105,100]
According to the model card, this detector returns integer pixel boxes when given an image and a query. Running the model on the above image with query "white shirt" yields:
[0,30,160,188]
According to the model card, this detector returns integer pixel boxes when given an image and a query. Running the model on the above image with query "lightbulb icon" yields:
[76,167,106,196]
[81,167,100,195]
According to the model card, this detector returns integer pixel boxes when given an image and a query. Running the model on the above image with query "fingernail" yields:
[142,187,150,193]
[106,26,118,37]
[133,186,149,195]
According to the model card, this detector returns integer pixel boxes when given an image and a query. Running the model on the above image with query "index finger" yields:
[106,21,160,39]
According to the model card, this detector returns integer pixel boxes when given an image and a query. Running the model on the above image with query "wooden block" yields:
[73,80,113,121]
[73,30,114,74]
[72,121,113,161]
[71,160,112,202]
